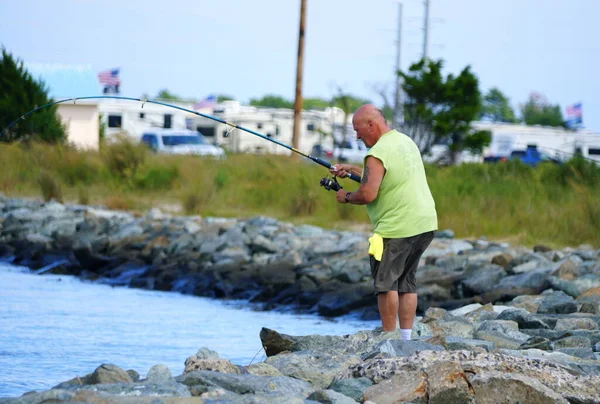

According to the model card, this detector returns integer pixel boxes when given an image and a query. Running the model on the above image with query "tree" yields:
[156,89,180,101]
[400,58,490,164]
[520,92,565,127]
[303,97,330,111]
[480,87,517,123]
[0,48,66,143]
[216,94,235,102]
[331,89,370,146]
[249,95,293,109]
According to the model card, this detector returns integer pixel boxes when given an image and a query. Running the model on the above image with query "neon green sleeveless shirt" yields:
[364,130,438,238]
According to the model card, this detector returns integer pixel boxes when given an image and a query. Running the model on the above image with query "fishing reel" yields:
[320,176,343,192]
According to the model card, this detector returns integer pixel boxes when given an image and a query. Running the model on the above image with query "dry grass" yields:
[1,141,599,248]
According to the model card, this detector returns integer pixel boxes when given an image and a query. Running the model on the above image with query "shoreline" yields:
[2,195,600,402]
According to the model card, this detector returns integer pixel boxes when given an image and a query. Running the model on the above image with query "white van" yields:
[141,129,226,158]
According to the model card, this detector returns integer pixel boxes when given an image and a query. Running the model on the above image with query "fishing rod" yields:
[0,95,362,186]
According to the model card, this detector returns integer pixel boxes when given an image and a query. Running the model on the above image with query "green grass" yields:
[1,140,599,248]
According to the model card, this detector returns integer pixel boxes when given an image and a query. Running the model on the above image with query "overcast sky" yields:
[1,0,597,130]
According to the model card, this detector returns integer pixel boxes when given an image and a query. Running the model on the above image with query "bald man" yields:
[330,104,438,339]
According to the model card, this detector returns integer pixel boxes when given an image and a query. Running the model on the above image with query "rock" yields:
[519,336,553,351]
[307,389,357,404]
[491,252,513,269]
[265,351,361,390]
[260,327,295,357]
[178,369,315,397]
[362,339,445,360]
[145,364,173,383]
[195,347,220,359]
[444,336,495,352]
[554,317,600,332]
[362,370,428,404]
[183,357,241,374]
[536,290,578,314]
[496,308,550,329]
[88,363,133,384]
[434,229,454,239]
[552,258,581,280]
[508,294,544,313]
[548,275,600,298]
[245,362,283,377]
[427,360,474,403]
[461,264,506,295]
[533,244,553,253]
[328,377,373,402]
[554,335,593,349]
[469,372,568,403]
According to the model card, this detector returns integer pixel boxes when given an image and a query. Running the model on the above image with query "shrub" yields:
[38,171,62,202]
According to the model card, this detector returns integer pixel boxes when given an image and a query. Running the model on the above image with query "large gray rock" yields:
[461,264,507,295]
[177,370,315,397]
[469,372,568,404]
[496,308,550,329]
[88,363,133,384]
[328,377,373,402]
[362,370,428,404]
[265,351,361,390]
[307,389,357,404]
[536,290,578,314]
[362,339,444,360]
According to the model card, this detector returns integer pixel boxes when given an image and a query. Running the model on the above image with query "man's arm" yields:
[336,156,385,205]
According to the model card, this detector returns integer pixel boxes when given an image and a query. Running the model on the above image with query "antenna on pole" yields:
[423,0,430,59]
[393,2,404,128]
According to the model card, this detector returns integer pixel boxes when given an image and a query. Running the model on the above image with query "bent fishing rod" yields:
[1,95,361,187]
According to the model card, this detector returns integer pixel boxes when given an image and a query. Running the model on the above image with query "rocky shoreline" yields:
[1,195,600,402]
[2,306,600,403]
[2,196,598,320]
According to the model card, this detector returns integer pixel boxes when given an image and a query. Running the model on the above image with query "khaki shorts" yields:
[369,231,434,294]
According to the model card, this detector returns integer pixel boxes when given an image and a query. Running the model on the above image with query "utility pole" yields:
[423,0,430,59]
[292,0,307,159]
[393,2,403,128]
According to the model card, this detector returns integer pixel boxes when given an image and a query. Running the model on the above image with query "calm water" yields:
[0,262,378,398]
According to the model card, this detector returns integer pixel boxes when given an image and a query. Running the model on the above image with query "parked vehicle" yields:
[140,130,226,158]
[311,139,368,163]
[509,145,560,166]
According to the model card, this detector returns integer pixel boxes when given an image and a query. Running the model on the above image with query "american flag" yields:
[98,69,120,86]
[194,94,217,109]
[565,103,583,128]
[566,103,582,119]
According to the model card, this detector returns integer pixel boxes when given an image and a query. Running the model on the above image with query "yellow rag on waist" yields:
[368,233,384,261]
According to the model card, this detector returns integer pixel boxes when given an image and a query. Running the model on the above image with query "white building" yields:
[99,98,197,141]
[474,121,600,163]
[193,101,351,155]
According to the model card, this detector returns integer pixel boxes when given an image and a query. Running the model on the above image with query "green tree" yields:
[400,58,490,164]
[331,89,371,146]
[156,89,180,101]
[520,92,565,127]
[216,94,235,102]
[0,48,65,143]
[303,97,330,111]
[249,94,293,109]
[480,87,517,123]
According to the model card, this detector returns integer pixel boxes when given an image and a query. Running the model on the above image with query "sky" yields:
[1,0,598,131]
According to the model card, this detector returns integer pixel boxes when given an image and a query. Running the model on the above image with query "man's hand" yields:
[335,189,348,204]
[330,164,352,178]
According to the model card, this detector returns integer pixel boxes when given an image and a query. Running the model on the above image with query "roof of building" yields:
[25,63,101,99]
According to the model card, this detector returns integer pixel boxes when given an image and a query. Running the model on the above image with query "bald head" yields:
[352,104,390,147]
[354,104,385,124]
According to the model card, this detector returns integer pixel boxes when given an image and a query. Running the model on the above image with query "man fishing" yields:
[330,104,438,340]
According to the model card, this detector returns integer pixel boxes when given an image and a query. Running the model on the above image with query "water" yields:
[0,262,378,398]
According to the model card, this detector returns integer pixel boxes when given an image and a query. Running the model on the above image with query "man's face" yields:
[353,118,373,147]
